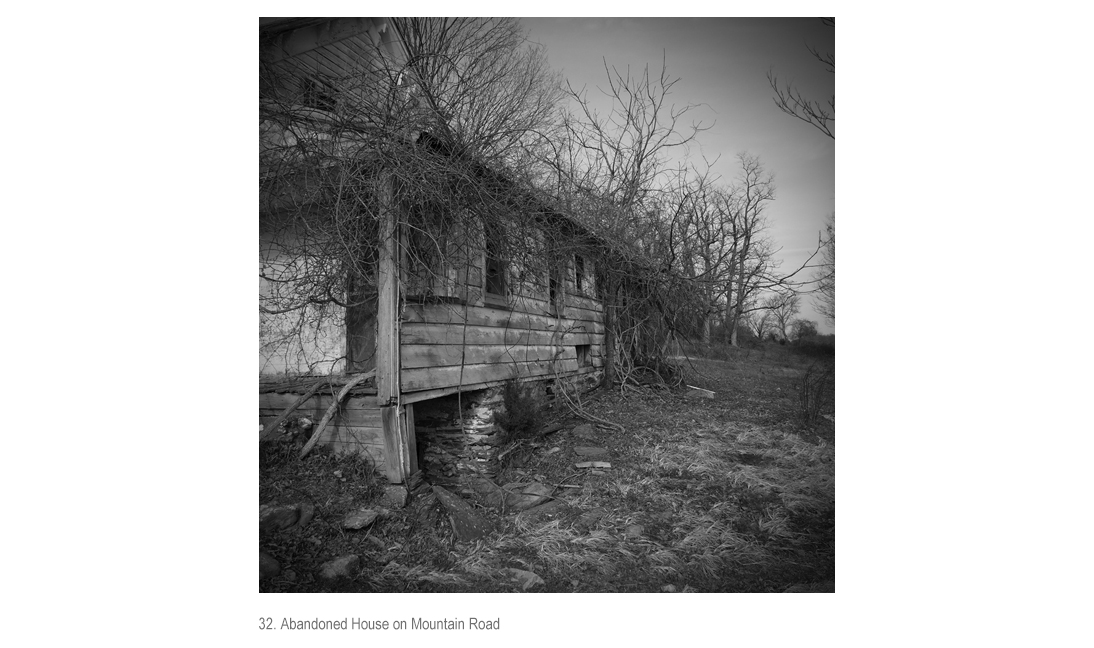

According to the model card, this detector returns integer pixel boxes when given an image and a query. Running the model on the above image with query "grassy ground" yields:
[259,342,834,593]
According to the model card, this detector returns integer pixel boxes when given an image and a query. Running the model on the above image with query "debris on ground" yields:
[433,485,494,542]
[342,507,386,530]
[318,555,360,581]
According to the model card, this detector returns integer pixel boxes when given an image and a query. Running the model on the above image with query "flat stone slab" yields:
[259,550,280,580]
[260,504,300,534]
[572,424,596,440]
[573,446,609,457]
[342,507,385,530]
[573,507,609,531]
[380,485,409,508]
[516,499,570,524]
[318,554,360,581]
[503,568,545,591]
[433,486,494,542]
[470,478,553,512]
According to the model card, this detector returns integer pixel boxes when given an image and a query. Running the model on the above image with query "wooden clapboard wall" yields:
[400,251,606,394]
[258,392,385,462]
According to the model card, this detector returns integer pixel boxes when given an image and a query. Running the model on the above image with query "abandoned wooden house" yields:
[259,18,606,487]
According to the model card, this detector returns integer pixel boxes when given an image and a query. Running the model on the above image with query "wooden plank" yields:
[262,18,381,64]
[565,292,604,313]
[405,403,418,475]
[401,323,599,347]
[564,304,608,324]
[400,344,574,369]
[403,303,604,334]
[259,393,380,411]
[260,407,383,428]
[400,366,602,403]
[381,405,405,483]
[401,359,581,392]
[328,425,385,462]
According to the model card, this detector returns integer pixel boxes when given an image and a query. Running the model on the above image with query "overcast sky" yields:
[520,17,835,334]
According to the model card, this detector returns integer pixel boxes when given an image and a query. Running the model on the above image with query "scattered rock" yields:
[282,569,297,583]
[516,499,570,524]
[503,567,545,591]
[259,550,280,580]
[292,503,315,531]
[260,505,300,534]
[470,478,553,511]
[433,485,494,542]
[380,485,409,508]
[499,482,553,511]
[343,507,385,530]
[544,447,561,456]
[572,424,596,439]
[318,555,360,581]
[573,507,608,531]
[624,524,645,539]
[376,552,397,566]
[661,584,677,593]
[573,446,609,457]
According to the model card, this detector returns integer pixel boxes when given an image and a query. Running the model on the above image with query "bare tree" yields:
[744,308,772,341]
[768,18,834,139]
[812,214,835,326]
[552,57,711,386]
[722,153,779,347]
[764,292,801,341]
[791,318,818,342]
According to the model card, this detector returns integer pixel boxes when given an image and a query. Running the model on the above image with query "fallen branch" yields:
[299,370,376,459]
[496,439,524,461]
[558,380,625,434]
[259,378,328,441]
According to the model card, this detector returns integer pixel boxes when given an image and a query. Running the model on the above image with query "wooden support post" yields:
[376,181,399,404]
[377,174,407,484]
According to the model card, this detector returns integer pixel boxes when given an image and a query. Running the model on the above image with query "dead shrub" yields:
[492,379,544,442]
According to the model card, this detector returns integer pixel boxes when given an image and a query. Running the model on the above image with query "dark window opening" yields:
[575,255,585,293]
[549,265,563,316]
[302,76,337,111]
[485,233,506,298]
[576,344,592,368]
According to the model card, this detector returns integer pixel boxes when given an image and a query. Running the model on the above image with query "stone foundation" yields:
[412,373,601,492]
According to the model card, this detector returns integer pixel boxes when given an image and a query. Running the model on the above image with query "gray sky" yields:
[521,17,835,333]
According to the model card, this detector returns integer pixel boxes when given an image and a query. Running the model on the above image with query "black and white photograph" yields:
[13,4,1094,646]
[258,16,835,595]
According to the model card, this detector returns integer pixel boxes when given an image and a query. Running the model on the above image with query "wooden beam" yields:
[376,177,399,405]
[399,367,602,404]
[262,18,388,64]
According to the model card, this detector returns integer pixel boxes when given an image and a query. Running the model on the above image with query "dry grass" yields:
[260,343,835,592]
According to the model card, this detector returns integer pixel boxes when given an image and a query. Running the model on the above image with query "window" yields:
[576,344,592,368]
[549,264,563,316]
[301,76,337,111]
[484,230,506,302]
[574,255,586,294]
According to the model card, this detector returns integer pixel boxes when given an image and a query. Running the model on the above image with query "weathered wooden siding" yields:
[400,291,605,394]
[259,393,384,461]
